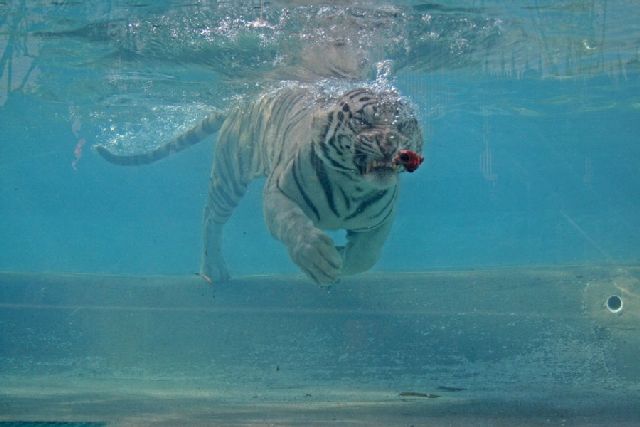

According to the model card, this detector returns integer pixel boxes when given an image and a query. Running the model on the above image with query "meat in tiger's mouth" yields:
[359,149,424,177]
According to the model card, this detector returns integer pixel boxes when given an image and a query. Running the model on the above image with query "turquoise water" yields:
[1,1,639,277]
[1,2,640,424]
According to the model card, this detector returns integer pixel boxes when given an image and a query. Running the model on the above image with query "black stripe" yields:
[319,142,354,175]
[353,99,378,112]
[311,149,339,217]
[339,187,351,211]
[327,134,339,151]
[324,111,335,137]
[317,110,355,175]
[376,201,395,225]
[217,143,245,196]
[211,185,237,211]
[345,189,388,221]
[346,89,369,100]
[320,122,331,142]
[289,159,320,222]
[347,120,359,134]
[367,188,397,222]
[273,129,287,171]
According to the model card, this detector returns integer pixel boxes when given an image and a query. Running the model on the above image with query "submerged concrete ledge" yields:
[1,266,639,425]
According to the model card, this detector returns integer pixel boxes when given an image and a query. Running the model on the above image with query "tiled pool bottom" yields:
[1,267,639,425]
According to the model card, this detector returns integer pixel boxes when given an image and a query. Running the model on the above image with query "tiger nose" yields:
[379,134,397,155]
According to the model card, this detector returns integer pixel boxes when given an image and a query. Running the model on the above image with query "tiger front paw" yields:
[290,229,343,284]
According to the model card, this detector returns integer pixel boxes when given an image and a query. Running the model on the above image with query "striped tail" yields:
[95,111,226,166]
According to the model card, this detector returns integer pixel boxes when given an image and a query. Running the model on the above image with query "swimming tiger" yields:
[96,84,424,284]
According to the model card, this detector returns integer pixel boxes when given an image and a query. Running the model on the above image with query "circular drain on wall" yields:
[606,295,623,314]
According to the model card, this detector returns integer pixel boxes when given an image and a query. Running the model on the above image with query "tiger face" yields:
[314,88,424,190]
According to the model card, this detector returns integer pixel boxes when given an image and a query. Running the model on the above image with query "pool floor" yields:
[1,266,639,425]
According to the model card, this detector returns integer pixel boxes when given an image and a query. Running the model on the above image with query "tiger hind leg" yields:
[201,214,230,283]
[200,128,257,283]
[200,170,252,283]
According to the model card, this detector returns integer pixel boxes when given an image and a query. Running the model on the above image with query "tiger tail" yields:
[94,112,226,166]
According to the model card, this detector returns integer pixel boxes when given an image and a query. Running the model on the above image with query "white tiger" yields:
[96,84,424,284]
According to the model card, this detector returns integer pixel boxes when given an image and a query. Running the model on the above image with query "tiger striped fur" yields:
[96,84,423,284]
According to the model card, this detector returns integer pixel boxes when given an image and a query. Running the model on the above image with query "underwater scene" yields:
[1,0,640,425]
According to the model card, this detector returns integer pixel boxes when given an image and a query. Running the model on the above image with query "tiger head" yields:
[313,88,424,189]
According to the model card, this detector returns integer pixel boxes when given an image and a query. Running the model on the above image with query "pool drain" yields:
[605,295,623,314]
